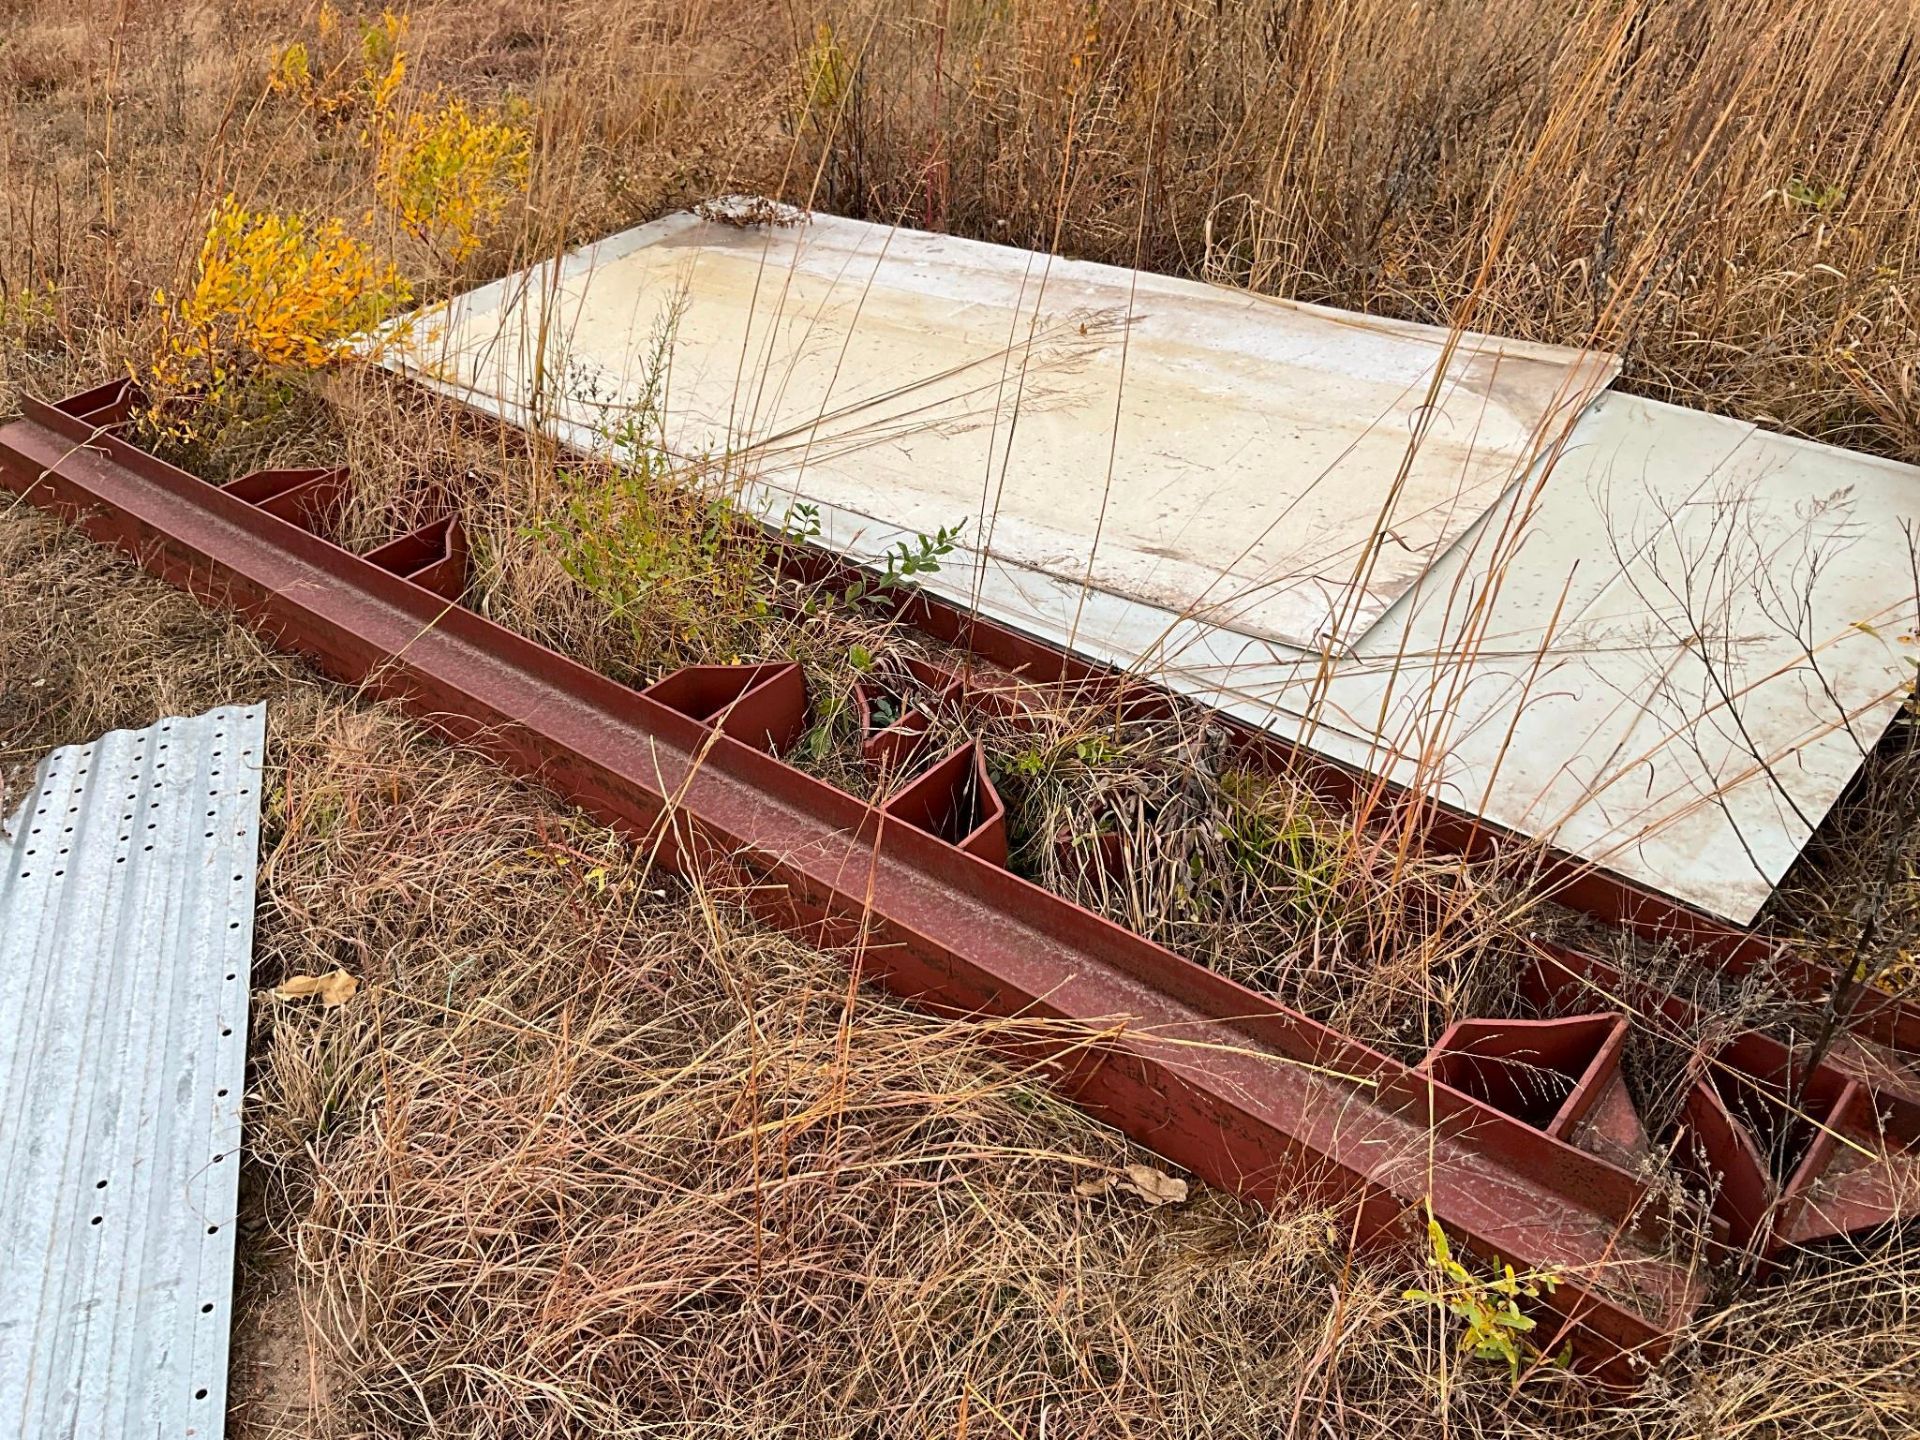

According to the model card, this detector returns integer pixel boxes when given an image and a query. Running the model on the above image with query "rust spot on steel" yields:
[6,380,1916,1385]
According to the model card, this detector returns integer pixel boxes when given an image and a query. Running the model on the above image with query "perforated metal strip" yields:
[0,703,266,1439]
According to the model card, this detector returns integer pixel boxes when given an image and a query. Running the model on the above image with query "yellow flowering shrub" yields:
[268,39,314,96]
[374,96,532,262]
[359,10,408,114]
[149,195,410,431]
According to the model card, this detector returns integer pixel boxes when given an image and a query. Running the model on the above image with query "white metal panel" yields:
[1330,396,1918,917]
[1062,393,1920,922]
[379,213,1920,924]
[391,211,1616,651]
[0,704,266,1440]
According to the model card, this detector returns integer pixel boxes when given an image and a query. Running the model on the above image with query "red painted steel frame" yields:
[770,544,1920,1056]
[4,381,1911,1383]
[1526,941,1920,1258]
[4,385,1699,1379]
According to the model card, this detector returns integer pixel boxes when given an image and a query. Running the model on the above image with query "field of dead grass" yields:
[4,0,1920,1435]
[7,0,1919,458]
[8,478,1920,1440]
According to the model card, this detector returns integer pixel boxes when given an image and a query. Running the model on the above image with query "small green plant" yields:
[880,520,965,585]
[1781,175,1844,212]
[1072,734,1116,767]
[822,519,968,612]
[1012,733,1117,781]
[533,312,772,667]
[1211,772,1348,929]
[780,501,822,541]
[540,466,770,668]
[799,693,847,762]
[1403,1207,1566,1382]
[0,279,57,337]
[1012,746,1050,779]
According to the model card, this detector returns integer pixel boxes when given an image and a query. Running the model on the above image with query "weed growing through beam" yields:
[540,465,773,670]
[532,322,775,670]
[1403,1206,1567,1383]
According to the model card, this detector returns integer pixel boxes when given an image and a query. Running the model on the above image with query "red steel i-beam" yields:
[770,529,1920,1058]
[5,381,1913,1383]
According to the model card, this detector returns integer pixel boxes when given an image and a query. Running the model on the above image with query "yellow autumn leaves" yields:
[151,197,410,396]
[267,5,407,128]
[375,97,532,263]
[148,8,531,429]
[273,6,533,262]
[270,7,533,260]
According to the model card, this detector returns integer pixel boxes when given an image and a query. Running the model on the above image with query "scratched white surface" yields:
[387,210,1615,652]
[380,213,1919,923]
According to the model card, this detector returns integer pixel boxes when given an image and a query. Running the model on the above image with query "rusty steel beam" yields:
[6,381,1915,1384]
[1525,941,1920,1261]
[378,364,1917,1053]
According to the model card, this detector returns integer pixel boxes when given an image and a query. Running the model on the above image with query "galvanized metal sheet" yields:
[387,210,1617,652]
[0,703,266,1439]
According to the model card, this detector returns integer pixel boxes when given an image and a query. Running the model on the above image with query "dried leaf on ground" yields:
[273,969,360,1006]
[1074,1162,1189,1205]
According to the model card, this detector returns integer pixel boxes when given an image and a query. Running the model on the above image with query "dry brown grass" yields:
[798,0,1920,461]
[7,1,1919,458]
[8,498,1920,1438]
[6,0,1920,1434]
